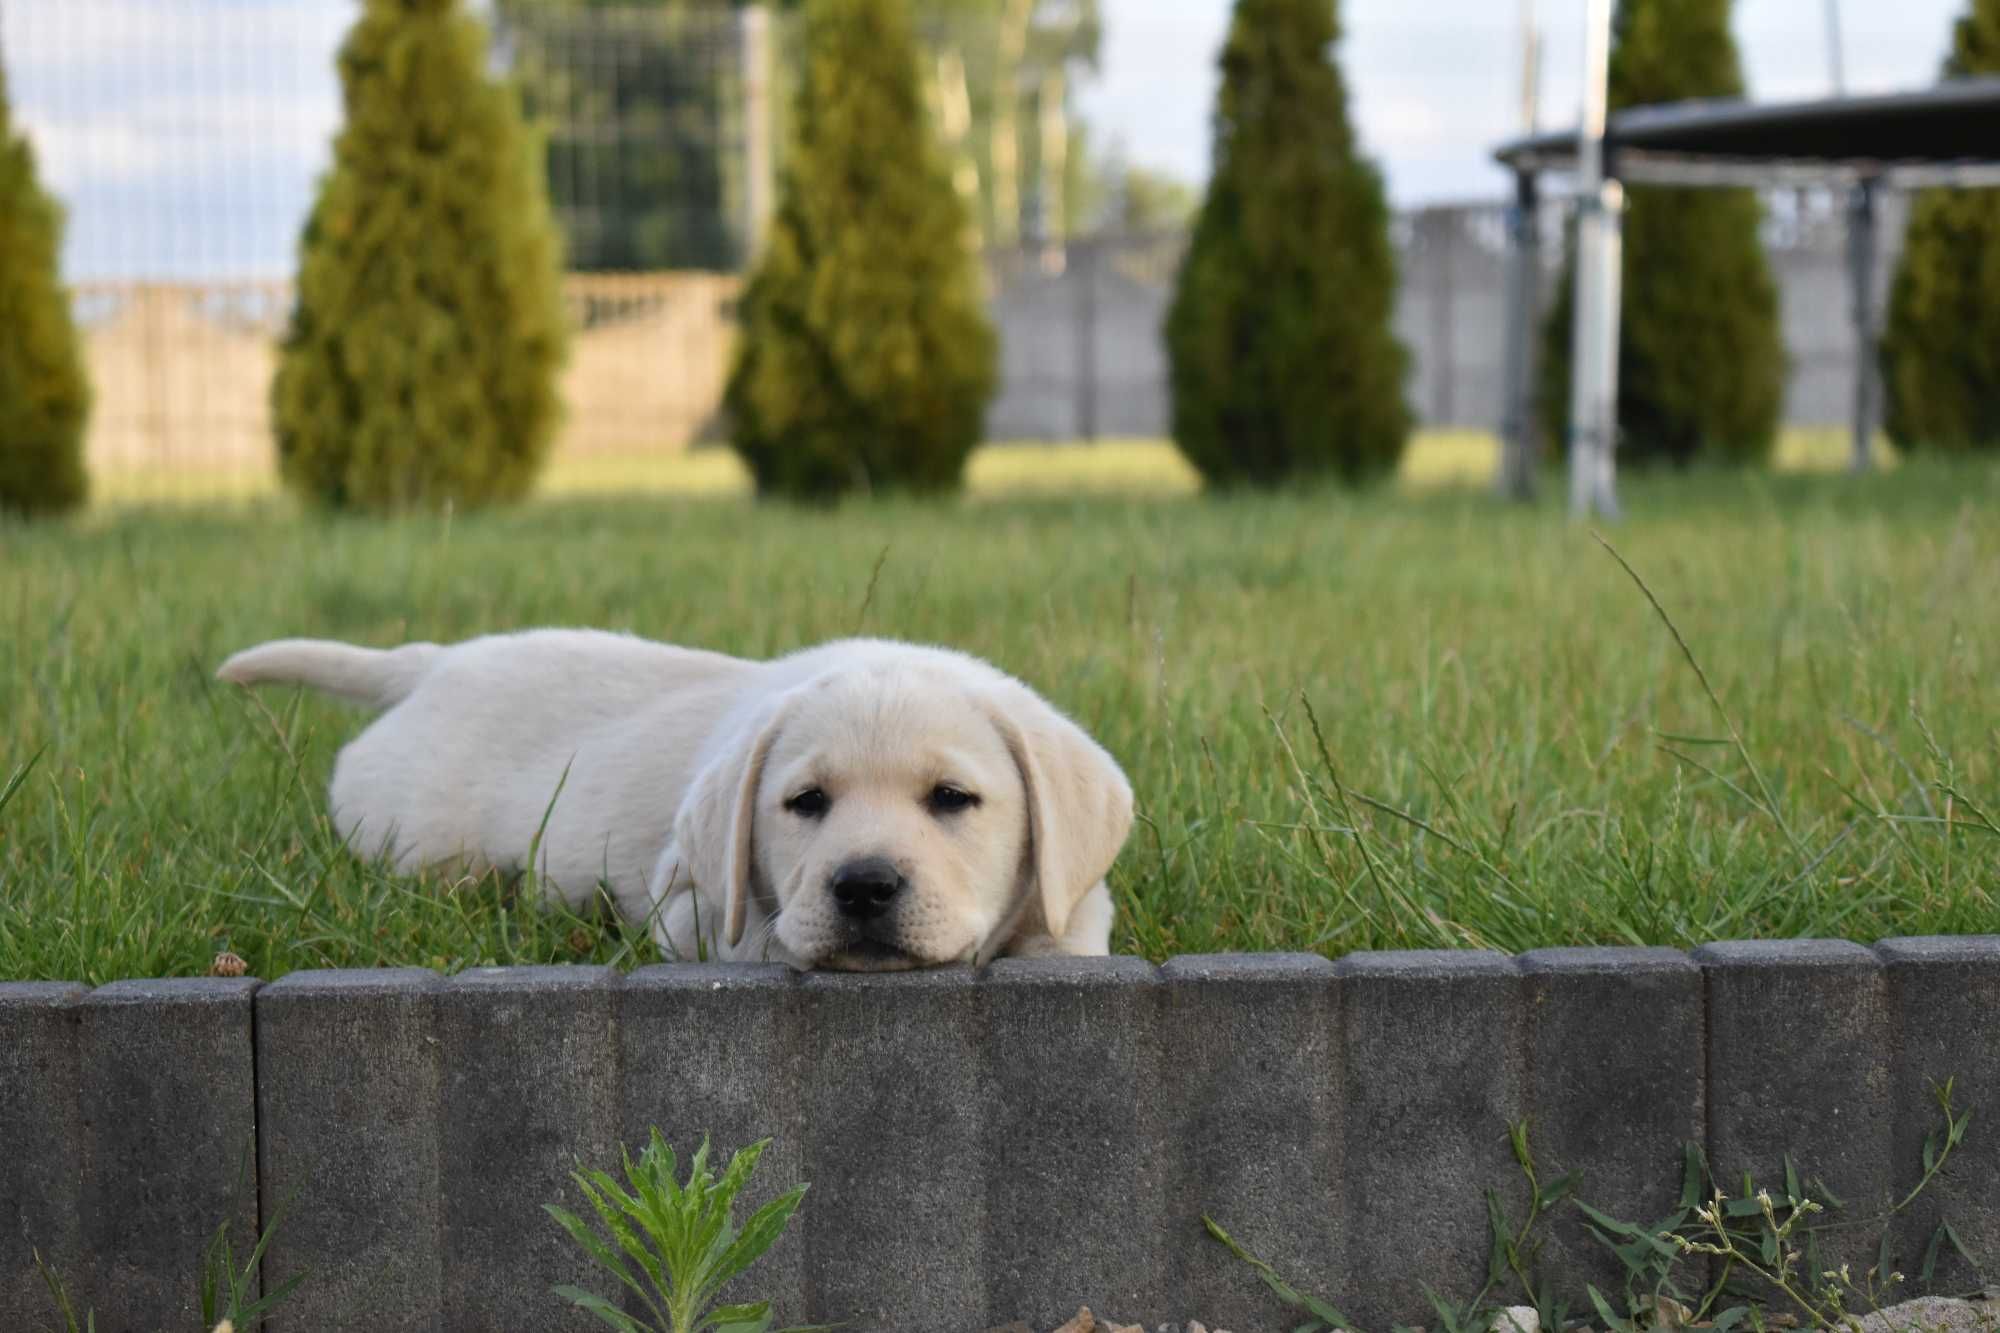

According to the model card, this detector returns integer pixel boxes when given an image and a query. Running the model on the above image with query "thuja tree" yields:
[1538,0,1786,467]
[1879,0,2000,453]
[273,0,569,512]
[725,0,996,500]
[1163,0,1411,488]
[0,64,90,517]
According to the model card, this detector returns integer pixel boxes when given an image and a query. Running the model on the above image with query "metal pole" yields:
[1520,0,1541,133]
[1496,0,1543,500]
[1498,168,1541,500]
[1847,176,1879,473]
[1567,0,1622,519]
[1824,0,1847,94]
[1592,181,1625,514]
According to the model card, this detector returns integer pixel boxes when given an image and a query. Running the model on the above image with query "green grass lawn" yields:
[4,441,1997,983]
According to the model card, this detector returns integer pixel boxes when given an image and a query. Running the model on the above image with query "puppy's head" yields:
[672,656,1131,970]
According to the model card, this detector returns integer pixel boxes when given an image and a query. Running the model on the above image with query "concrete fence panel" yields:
[5,941,2000,1332]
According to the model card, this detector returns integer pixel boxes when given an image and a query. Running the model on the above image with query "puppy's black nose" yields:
[830,857,904,921]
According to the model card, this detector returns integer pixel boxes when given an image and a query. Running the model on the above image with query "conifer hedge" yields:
[1164,0,1411,489]
[0,65,90,518]
[725,0,996,501]
[273,0,568,512]
[1879,0,2000,454]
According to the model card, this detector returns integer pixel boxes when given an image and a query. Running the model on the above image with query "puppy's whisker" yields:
[742,911,813,972]
[738,910,785,965]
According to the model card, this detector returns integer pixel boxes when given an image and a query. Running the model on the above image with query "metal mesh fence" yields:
[984,232,1184,441]
[494,4,752,273]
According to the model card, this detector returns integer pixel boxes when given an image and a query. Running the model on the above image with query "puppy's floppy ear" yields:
[981,683,1134,953]
[672,691,796,949]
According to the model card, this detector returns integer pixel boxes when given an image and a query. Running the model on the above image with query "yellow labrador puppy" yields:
[216,631,1132,970]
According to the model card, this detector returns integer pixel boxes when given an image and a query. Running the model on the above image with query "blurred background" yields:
[0,0,1964,504]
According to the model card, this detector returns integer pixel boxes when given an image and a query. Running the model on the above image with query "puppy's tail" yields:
[215,639,440,710]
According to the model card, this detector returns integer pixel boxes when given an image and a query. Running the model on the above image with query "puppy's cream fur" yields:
[216,630,1132,969]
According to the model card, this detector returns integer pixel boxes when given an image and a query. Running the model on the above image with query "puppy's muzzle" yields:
[830,856,904,922]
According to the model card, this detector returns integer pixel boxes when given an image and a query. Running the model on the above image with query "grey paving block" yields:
[257,968,445,1333]
[1519,948,1704,1310]
[1158,954,1340,1331]
[981,955,1166,1329]
[799,966,985,1331]
[1696,940,1893,1284]
[1876,937,2000,1295]
[1337,950,1528,1330]
[0,983,85,1329]
[620,963,808,1326]
[438,967,622,1333]
[77,978,262,1333]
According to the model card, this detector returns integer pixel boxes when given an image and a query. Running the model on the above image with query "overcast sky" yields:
[0,0,1973,279]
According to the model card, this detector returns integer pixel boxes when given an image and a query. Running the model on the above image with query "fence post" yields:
[1428,210,1456,425]
[739,5,775,261]
[1498,169,1542,500]
[1846,175,1880,473]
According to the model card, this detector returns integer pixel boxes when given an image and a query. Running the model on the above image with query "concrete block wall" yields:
[3,940,1996,1332]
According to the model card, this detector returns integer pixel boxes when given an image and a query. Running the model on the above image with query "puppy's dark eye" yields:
[784,788,830,819]
[927,784,980,816]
